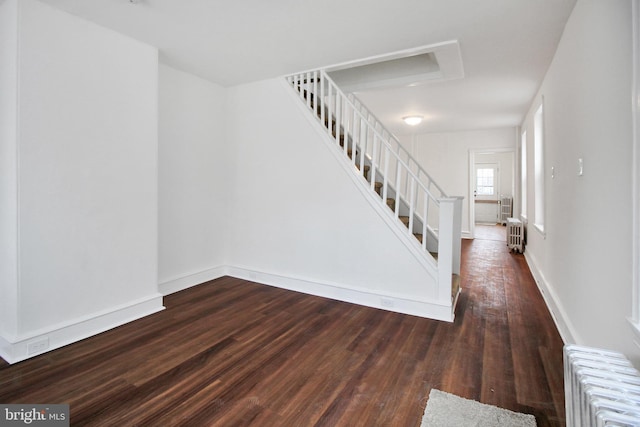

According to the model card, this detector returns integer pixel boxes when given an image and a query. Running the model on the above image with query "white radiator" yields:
[564,344,640,426]
[500,197,512,224]
[506,217,523,253]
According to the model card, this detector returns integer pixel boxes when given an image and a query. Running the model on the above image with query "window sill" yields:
[533,223,546,238]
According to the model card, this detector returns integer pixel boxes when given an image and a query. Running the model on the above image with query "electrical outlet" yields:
[381,298,394,308]
[578,158,584,176]
[27,337,49,355]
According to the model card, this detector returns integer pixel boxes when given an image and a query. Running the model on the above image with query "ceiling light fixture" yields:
[403,115,423,126]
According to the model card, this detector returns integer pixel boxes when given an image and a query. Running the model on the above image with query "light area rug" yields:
[421,389,537,427]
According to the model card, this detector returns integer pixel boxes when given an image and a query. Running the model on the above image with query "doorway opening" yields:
[469,149,515,238]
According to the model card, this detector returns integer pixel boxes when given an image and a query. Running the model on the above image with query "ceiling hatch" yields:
[326,40,464,93]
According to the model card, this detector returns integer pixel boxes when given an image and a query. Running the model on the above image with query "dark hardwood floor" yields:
[0,230,565,426]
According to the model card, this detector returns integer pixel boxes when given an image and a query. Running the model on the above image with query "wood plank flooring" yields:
[0,230,565,426]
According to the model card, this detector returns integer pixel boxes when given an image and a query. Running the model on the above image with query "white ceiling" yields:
[38,0,577,134]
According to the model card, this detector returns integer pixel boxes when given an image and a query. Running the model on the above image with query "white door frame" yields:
[468,148,515,239]
[474,162,501,223]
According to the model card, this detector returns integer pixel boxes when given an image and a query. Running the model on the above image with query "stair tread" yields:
[386,199,395,210]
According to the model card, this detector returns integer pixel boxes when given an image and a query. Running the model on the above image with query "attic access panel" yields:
[326,41,464,93]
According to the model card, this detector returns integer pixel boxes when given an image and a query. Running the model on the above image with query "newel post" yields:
[437,196,464,305]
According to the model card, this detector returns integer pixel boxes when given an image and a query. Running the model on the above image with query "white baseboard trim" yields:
[159,266,227,296]
[227,265,454,322]
[0,260,455,364]
[155,263,454,321]
[0,294,164,365]
[523,251,578,345]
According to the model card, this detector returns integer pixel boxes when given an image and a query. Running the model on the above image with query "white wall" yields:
[0,0,163,363]
[225,78,448,318]
[397,128,517,236]
[0,0,19,341]
[520,0,639,363]
[158,65,229,293]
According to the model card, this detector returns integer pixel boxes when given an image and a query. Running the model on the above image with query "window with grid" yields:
[476,168,495,196]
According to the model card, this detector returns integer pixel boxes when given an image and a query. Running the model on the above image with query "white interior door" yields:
[474,163,500,224]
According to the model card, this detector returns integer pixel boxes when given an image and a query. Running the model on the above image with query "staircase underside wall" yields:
[224,78,450,320]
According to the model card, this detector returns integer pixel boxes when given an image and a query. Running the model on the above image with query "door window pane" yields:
[477,168,495,196]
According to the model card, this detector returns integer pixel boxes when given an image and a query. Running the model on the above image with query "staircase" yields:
[286,70,464,319]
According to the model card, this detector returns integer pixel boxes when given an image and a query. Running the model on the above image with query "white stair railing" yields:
[286,70,462,302]
[346,93,448,201]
